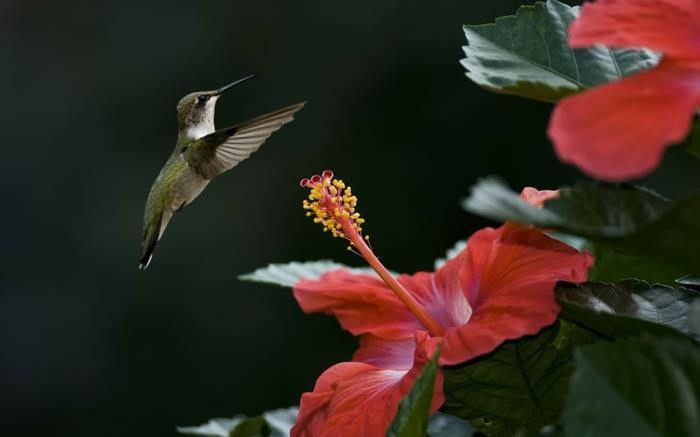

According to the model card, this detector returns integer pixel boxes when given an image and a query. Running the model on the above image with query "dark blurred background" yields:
[3,0,700,436]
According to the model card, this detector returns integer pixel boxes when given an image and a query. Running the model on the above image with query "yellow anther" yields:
[302,173,368,246]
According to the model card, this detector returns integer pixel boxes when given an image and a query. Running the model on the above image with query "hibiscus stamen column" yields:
[301,170,445,337]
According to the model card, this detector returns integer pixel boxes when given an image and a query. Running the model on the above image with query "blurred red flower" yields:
[548,0,700,181]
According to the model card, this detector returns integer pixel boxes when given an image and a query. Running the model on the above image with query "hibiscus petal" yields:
[293,270,423,339]
[436,223,592,365]
[352,335,416,370]
[292,332,444,437]
[399,271,472,334]
[569,0,700,58]
[548,60,700,181]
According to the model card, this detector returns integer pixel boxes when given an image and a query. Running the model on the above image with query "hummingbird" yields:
[139,74,305,269]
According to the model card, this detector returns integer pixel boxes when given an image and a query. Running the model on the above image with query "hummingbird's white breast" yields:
[186,123,215,140]
[185,95,219,140]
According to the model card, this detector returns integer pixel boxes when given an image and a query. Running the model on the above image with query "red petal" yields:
[548,60,700,181]
[292,332,444,437]
[398,272,472,335]
[520,187,559,209]
[569,0,700,58]
[435,223,593,365]
[352,335,417,370]
[293,270,422,340]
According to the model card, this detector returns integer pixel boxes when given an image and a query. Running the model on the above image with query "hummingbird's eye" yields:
[196,95,209,103]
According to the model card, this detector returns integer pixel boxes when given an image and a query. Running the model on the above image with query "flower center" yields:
[301,170,445,337]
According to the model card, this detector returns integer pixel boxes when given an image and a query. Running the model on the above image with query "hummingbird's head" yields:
[176,74,256,140]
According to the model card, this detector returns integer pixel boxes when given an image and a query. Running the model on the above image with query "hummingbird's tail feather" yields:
[139,231,158,270]
[139,210,172,270]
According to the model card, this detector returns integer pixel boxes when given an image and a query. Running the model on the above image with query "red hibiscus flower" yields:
[292,172,592,436]
[548,0,700,181]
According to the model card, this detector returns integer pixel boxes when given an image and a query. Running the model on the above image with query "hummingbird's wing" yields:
[185,102,306,179]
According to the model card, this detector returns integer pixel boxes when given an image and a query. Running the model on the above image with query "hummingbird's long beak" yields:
[215,74,257,96]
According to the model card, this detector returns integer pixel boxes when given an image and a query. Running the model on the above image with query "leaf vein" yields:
[608,48,623,80]
[514,342,547,425]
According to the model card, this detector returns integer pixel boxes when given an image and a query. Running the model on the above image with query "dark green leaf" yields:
[179,407,474,437]
[557,280,700,341]
[464,178,669,238]
[442,321,598,436]
[587,246,684,284]
[565,336,700,436]
[677,275,700,290]
[461,0,658,102]
[463,178,700,274]
[426,413,474,437]
[537,424,563,437]
[178,407,297,437]
[178,417,247,437]
[387,349,441,437]
[690,300,700,340]
[615,194,700,275]
[683,117,700,160]
[261,408,298,436]
[230,416,269,437]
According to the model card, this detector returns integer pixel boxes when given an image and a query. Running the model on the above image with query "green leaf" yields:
[261,408,298,436]
[178,416,247,437]
[464,178,669,238]
[461,0,658,102]
[442,321,599,436]
[239,260,375,288]
[689,299,700,341]
[178,407,297,437]
[387,348,441,437]
[615,195,700,276]
[556,280,700,341]
[683,117,700,159]
[677,275,700,291]
[463,178,700,274]
[425,413,474,437]
[587,246,685,284]
[565,336,700,436]
[230,416,269,437]
[537,424,563,437]
[178,407,470,437]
